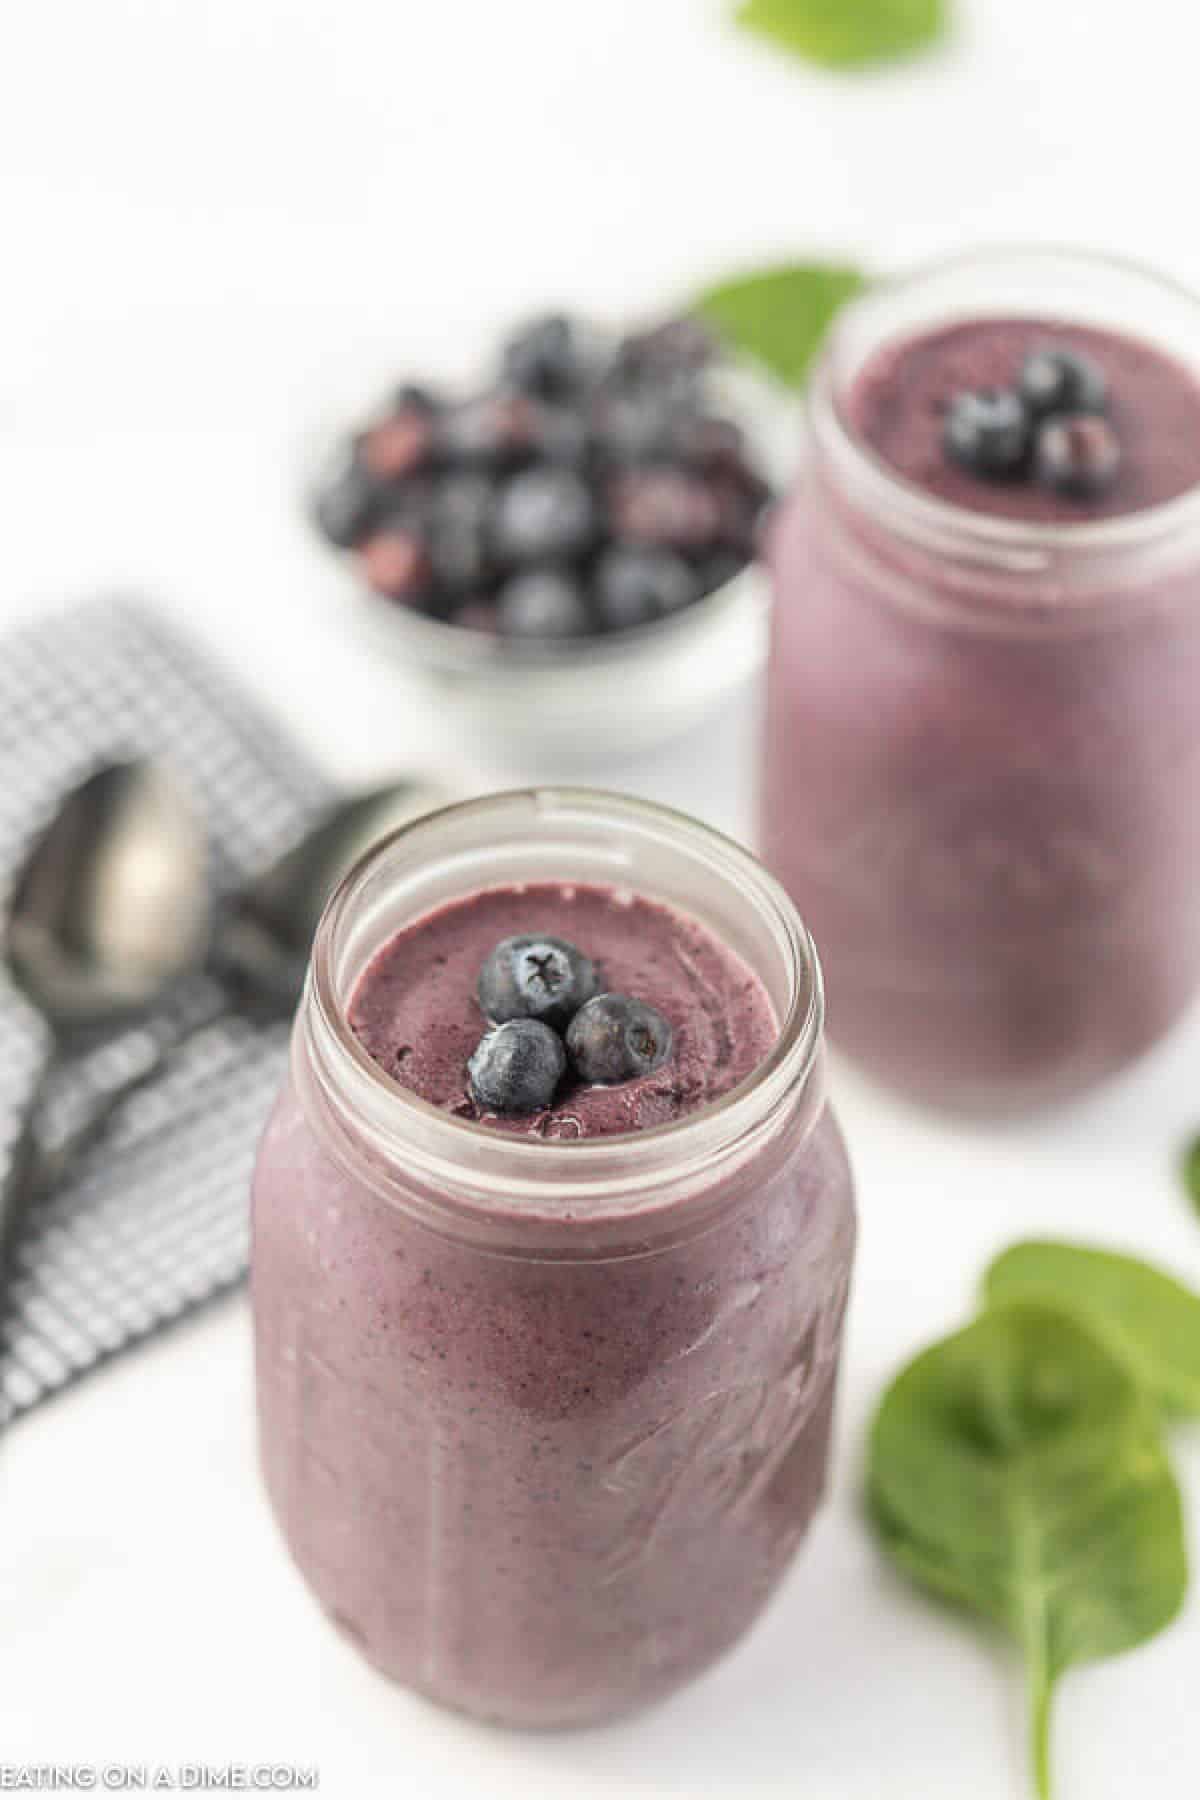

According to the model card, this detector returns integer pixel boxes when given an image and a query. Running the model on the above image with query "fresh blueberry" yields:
[503,314,593,399]
[496,569,592,640]
[943,388,1031,479]
[670,413,746,470]
[429,473,495,590]
[696,547,747,597]
[592,546,695,631]
[609,465,724,548]
[566,993,673,1085]
[1034,413,1122,499]
[467,1019,566,1114]
[358,407,435,480]
[311,448,381,548]
[358,524,431,601]
[478,934,598,1030]
[1020,346,1108,420]
[391,382,441,416]
[437,388,541,465]
[591,388,679,463]
[530,402,590,464]
[615,317,716,384]
[491,466,598,564]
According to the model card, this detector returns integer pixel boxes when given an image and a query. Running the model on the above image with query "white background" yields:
[3,2,1200,1795]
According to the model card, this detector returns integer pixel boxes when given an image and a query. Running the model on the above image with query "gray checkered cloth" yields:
[0,600,330,1429]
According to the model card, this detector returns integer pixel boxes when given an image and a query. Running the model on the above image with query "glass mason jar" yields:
[763,249,1200,1114]
[251,790,855,1728]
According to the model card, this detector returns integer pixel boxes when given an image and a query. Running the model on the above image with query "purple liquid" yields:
[253,881,856,1724]
[764,315,1200,1111]
[348,882,776,1136]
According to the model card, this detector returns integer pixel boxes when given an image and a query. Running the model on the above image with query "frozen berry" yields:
[671,413,745,470]
[697,548,747,597]
[311,449,381,548]
[591,388,678,463]
[531,402,590,464]
[1020,346,1108,420]
[437,389,541,465]
[609,466,723,548]
[566,993,673,1085]
[468,1019,566,1114]
[478,934,598,1030]
[496,569,592,640]
[592,546,695,631]
[359,408,434,480]
[491,466,597,564]
[359,525,430,601]
[1035,413,1122,499]
[503,314,592,399]
[943,388,1031,479]
[429,473,495,590]
[616,317,716,383]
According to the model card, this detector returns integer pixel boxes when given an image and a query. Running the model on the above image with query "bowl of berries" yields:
[308,312,776,762]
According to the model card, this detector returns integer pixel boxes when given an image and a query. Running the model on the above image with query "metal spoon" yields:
[31,776,453,1187]
[1,761,209,1268]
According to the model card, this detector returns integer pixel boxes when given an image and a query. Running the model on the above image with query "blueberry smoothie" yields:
[763,251,1200,1112]
[252,793,855,1726]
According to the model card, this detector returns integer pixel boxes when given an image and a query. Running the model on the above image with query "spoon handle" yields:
[0,1053,59,1293]
[33,988,237,1193]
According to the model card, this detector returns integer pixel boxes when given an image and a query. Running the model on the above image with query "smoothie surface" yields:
[847,317,1200,522]
[348,881,778,1136]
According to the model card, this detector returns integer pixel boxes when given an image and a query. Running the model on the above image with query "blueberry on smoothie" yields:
[1035,413,1122,499]
[943,388,1031,479]
[467,1019,567,1114]
[1020,346,1109,420]
[478,934,598,1031]
[567,993,673,1084]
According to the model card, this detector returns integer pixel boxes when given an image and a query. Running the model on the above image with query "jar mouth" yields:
[810,245,1200,577]
[303,789,824,1218]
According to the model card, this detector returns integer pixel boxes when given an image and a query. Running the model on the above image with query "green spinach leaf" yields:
[1182,1132,1200,1219]
[735,0,948,70]
[868,1304,1187,1799]
[693,262,865,389]
[984,1240,1200,1418]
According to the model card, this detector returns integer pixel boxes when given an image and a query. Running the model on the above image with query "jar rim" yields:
[301,788,825,1222]
[809,245,1200,579]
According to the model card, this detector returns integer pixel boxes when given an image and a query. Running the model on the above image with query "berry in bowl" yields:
[307,313,775,763]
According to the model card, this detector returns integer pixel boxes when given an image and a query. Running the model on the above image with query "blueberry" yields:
[391,382,441,416]
[491,466,597,564]
[943,388,1031,479]
[697,547,747,597]
[467,1019,566,1114]
[437,388,541,465]
[615,317,716,384]
[591,388,679,463]
[478,934,598,1030]
[1020,346,1108,420]
[530,402,590,464]
[496,570,592,640]
[429,473,495,590]
[592,546,695,631]
[358,408,435,480]
[311,449,381,548]
[359,524,431,601]
[609,465,723,548]
[566,993,673,1085]
[1035,413,1122,500]
[503,314,593,399]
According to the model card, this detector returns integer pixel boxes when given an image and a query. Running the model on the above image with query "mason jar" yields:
[763,249,1200,1114]
[251,790,856,1727]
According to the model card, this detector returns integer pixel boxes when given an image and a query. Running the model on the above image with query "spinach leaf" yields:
[984,1240,1200,1418]
[1182,1132,1200,1219]
[693,262,865,390]
[868,1304,1187,1799]
[735,0,949,70]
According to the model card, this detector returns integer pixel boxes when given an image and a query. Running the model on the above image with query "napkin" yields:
[0,600,331,1429]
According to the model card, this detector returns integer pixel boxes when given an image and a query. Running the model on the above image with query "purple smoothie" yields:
[253,815,856,1726]
[348,882,776,1136]
[763,259,1200,1112]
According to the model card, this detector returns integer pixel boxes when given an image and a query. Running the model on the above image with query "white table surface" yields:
[3,2,1199,1794]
